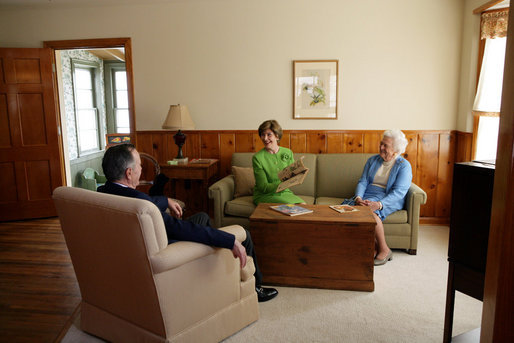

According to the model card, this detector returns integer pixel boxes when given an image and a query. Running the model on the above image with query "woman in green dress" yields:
[253,120,304,205]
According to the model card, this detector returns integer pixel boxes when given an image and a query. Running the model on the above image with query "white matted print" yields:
[293,60,338,119]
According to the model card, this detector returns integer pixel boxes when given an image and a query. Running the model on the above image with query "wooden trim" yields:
[43,38,137,145]
[420,217,450,225]
[473,0,505,14]
[481,4,514,340]
[472,114,479,161]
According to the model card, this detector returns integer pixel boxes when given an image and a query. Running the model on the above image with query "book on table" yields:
[189,158,212,164]
[270,204,313,216]
[276,156,309,193]
[329,204,359,213]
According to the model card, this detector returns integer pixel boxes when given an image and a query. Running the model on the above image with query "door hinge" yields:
[52,63,56,73]
[57,126,61,136]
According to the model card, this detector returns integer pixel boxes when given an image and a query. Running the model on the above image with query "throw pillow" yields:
[232,166,255,198]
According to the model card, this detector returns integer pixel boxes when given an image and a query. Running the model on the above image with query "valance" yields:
[481,10,509,39]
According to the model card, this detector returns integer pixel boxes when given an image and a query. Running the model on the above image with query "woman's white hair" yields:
[383,129,408,154]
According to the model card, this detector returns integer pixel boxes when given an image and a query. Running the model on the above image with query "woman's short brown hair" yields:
[258,120,283,142]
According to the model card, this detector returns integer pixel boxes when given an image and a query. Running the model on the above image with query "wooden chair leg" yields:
[443,263,456,343]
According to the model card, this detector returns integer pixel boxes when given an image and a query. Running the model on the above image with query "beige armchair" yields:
[53,186,258,343]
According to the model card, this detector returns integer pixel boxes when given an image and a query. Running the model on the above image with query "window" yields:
[113,70,129,133]
[104,62,129,134]
[472,9,508,161]
[72,62,101,155]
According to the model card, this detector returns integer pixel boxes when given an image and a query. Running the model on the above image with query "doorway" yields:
[44,38,136,187]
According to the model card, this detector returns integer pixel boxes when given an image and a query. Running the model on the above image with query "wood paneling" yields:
[343,133,363,153]
[455,131,473,162]
[136,129,467,222]
[327,132,343,153]
[417,134,439,217]
[436,133,455,218]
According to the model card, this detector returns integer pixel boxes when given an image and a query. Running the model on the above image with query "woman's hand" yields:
[367,201,381,212]
[357,197,382,212]
[355,196,366,206]
[167,198,183,218]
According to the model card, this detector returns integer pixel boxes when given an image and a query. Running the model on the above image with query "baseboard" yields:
[420,217,450,225]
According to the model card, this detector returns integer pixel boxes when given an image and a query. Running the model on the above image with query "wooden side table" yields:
[160,159,219,216]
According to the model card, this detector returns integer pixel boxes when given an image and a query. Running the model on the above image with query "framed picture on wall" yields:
[106,133,131,147]
[293,60,338,119]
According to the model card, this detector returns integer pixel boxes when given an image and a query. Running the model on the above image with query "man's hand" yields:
[167,198,183,218]
[231,239,247,268]
[355,196,365,206]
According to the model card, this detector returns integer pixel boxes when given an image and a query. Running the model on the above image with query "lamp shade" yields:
[162,104,196,130]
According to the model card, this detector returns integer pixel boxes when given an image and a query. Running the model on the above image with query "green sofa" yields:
[208,152,427,254]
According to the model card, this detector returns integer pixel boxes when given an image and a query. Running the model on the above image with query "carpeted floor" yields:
[62,226,482,343]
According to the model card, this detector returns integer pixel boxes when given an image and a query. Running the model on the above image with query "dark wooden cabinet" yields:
[160,159,219,216]
[443,162,495,342]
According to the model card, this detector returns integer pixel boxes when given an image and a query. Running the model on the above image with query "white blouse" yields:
[371,156,397,189]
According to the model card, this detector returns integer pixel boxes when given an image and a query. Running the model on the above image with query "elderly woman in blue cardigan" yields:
[352,129,412,266]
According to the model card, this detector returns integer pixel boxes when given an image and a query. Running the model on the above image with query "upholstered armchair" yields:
[78,167,107,191]
[53,186,258,343]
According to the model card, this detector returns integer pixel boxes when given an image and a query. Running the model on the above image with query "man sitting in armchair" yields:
[98,143,278,302]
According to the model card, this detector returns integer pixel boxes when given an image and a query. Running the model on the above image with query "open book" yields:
[329,205,359,213]
[276,156,309,193]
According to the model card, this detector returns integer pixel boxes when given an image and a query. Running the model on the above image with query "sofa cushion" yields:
[232,166,255,197]
[296,195,316,205]
[383,210,407,224]
[225,196,256,218]
[289,153,317,197]
[316,153,374,198]
[225,194,316,218]
[231,152,254,168]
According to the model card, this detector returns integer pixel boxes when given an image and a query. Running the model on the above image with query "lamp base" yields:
[173,157,188,164]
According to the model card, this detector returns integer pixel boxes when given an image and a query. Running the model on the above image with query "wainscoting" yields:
[136,130,473,223]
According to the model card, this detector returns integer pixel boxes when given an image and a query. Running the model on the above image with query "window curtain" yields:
[480,10,509,40]
[473,10,508,113]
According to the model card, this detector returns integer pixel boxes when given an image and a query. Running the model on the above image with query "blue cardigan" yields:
[355,155,412,220]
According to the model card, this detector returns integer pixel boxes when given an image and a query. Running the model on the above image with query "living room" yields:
[0,0,512,342]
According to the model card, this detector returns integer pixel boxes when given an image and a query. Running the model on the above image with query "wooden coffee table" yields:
[249,203,376,291]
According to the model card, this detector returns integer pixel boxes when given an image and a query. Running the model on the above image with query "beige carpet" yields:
[61,226,482,343]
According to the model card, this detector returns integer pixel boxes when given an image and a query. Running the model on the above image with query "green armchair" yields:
[79,167,107,191]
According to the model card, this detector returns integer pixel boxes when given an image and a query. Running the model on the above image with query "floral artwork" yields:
[293,60,338,119]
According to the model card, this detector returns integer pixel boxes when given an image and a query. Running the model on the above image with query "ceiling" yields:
[490,0,510,9]
[86,48,125,62]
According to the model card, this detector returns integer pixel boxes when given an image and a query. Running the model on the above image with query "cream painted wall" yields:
[0,0,465,131]
[457,0,486,132]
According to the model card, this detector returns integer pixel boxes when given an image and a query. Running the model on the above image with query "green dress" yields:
[252,147,304,205]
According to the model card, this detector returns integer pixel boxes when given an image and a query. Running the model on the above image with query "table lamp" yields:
[162,104,196,163]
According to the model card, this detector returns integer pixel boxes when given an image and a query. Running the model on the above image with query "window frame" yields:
[104,61,129,134]
[71,59,104,157]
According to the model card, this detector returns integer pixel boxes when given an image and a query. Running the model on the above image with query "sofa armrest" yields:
[150,224,246,274]
[404,182,427,252]
[208,175,236,228]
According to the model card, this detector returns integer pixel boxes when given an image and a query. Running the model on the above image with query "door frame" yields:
[44,38,136,184]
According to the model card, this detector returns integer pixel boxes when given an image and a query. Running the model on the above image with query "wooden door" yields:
[0,48,64,221]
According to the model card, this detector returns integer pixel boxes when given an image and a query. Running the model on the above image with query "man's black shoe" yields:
[256,286,278,302]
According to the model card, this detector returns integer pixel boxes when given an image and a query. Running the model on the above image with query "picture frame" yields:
[293,60,338,119]
[106,133,131,147]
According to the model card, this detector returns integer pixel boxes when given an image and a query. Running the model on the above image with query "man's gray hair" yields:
[383,129,408,154]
